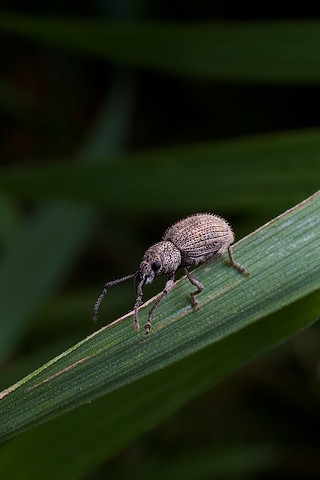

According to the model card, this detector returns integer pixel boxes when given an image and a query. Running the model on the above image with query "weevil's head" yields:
[135,248,161,290]
[135,241,181,290]
[133,241,181,330]
[134,244,163,324]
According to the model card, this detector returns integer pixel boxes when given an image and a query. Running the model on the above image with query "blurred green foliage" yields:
[0,3,319,480]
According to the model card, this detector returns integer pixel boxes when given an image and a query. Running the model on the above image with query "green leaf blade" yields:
[0,290,319,479]
[0,191,319,442]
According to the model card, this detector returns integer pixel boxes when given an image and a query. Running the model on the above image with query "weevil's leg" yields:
[227,247,249,275]
[144,275,175,334]
[184,267,204,309]
[92,273,136,322]
[134,281,144,331]
[133,301,142,331]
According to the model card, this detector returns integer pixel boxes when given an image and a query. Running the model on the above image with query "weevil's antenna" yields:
[92,273,136,322]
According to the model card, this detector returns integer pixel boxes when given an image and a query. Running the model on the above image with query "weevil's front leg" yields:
[184,267,204,309]
[144,275,175,334]
[134,282,144,331]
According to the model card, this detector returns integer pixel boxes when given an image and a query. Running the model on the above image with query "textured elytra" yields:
[92,213,248,334]
[163,213,234,266]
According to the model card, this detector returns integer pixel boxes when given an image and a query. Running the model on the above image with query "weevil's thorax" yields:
[138,241,181,285]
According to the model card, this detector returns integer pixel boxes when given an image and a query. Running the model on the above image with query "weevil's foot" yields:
[230,261,249,276]
[190,297,200,310]
[144,321,151,334]
[237,265,249,276]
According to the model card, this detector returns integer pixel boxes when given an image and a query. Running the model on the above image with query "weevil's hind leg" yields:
[144,275,175,334]
[184,267,204,310]
[227,247,249,275]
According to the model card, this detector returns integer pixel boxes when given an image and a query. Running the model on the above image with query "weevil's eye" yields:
[151,260,161,272]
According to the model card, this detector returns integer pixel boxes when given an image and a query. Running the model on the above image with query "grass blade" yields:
[0,191,319,442]
[0,290,318,478]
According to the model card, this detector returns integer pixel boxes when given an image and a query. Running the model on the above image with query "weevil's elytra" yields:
[92,213,249,334]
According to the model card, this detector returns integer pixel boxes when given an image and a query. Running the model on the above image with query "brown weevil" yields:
[92,213,249,334]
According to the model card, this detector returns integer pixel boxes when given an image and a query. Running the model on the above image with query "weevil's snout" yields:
[144,270,155,285]
[135,261,157,287]
[134,264,157,331]
[137,244,166,285]
[135,270,147,288]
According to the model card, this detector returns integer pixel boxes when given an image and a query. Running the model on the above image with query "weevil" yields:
[92,213,249,333]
